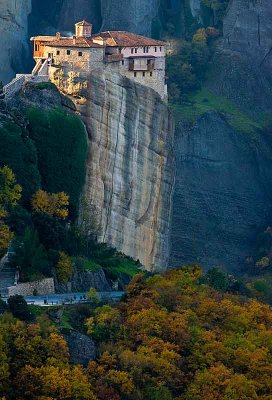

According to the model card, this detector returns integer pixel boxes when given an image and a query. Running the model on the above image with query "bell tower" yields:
[75,21,92,38]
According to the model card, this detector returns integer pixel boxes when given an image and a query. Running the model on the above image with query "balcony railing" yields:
[104,54,124,63]
[129,60,155,71]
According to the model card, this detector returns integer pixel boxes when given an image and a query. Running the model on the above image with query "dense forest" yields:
[1,267,272,399]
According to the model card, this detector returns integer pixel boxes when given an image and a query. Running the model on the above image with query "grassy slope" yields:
[170,87,263,134]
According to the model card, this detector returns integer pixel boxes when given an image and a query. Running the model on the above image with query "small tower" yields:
[75,21,92,38]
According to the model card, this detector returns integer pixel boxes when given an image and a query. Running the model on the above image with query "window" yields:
[134,72,137,77]
[150,72,153,77]
[143,46,149,53]
[56,50,60,56]
[122,60,124,65]
[119,47,122,54]
[160,47,162,52]
[154,47,157,52]
[67,50,71,55]
[143,72,145,77]
[135,48,138,54]
[35,44,39,51]
[78,51,83,56]
[131,48,134,54]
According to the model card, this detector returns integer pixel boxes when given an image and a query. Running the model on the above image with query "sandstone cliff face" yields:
[79,71,175,271]
[209,0,272,116]
[170,112,272,272]
[0,0,31,84]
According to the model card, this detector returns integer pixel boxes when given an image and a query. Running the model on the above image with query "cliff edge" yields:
[79,71,175,271]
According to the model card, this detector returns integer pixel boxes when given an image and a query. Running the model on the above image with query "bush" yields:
[167,40,210,101]
[7,295,33,321]
[12,227,51,282]
[0,298,8,314]
[56,251,73,283]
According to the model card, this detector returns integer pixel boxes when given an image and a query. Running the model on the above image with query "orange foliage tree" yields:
[31,190,69,219]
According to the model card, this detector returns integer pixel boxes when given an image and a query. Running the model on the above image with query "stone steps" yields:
[0,255,16,296]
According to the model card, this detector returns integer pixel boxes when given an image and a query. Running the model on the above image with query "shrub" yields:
[7,295,33,321]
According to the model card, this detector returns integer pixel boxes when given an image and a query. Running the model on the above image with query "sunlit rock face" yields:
[0,0,31,83]
[79,71,175,271]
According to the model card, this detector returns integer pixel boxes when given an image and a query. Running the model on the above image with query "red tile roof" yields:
[35,30,166,49]
[75,20,92,26]
[46,37,103,48]
[98,31,166,47]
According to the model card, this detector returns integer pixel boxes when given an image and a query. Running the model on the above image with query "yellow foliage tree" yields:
[0,166,22,207]
[56,251,73,283]
[31,190,69,219]
[192,28,207,44]
[0,224,14,258]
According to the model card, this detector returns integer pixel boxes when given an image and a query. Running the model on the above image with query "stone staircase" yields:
[0,254,16,297]
[3,59,49,99]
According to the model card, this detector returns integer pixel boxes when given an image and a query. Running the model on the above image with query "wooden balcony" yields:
[129,59,155,71]
[104,54,124,63]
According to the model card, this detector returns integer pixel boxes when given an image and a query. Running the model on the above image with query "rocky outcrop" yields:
[55,268,111,293]
[170,112,272,272]
[209,0,272,116]
[79,71,175,271]
[0,0,32,84]
[64,331,96,366]
[188,0,202,21]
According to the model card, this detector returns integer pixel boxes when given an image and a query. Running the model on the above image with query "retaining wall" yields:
[7,278,55,296]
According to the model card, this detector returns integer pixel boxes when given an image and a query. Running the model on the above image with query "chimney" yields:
[73,35,76,45]
[56,32,61,40]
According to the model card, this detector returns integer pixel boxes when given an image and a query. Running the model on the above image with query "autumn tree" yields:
[0,166,22,256]
[87,288,99,304]
[31,190,69,219]
[56,251,73,283]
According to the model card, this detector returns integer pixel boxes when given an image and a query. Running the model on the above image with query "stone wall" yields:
[7,278,55,296]
[45,42,166,100]
[104,56,166,100]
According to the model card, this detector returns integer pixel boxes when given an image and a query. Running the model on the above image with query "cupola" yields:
[75,20,92,38]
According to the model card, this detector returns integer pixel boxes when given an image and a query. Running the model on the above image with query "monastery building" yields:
[31,21,167,100]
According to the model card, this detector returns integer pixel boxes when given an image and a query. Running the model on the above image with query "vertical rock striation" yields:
[208,0,272,116]
[171,112,272,272]
[80,71,175,271]
[0,0,32,83]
